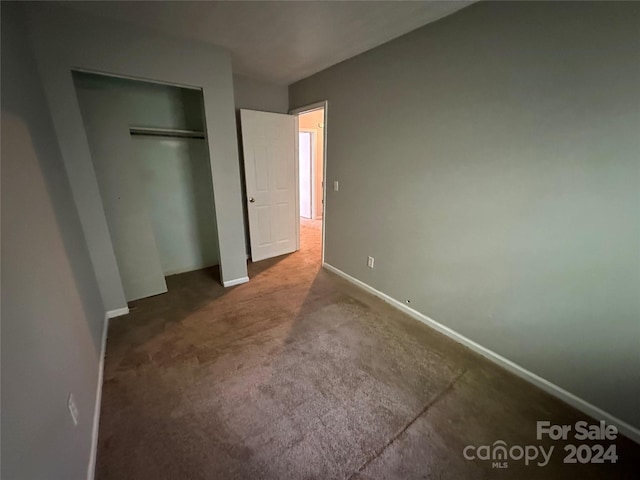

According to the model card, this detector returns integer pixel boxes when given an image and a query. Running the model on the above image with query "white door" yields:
[241,109,298,262]
[299,131,313,219]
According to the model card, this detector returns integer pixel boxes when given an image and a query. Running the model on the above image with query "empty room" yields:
[2,1,639,479]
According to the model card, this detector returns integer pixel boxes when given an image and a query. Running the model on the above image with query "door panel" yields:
[241,109,297,262]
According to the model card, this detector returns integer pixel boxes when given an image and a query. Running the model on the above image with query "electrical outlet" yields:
[367,256,375,268]
[333,180,339,192]
[68,393,79,427]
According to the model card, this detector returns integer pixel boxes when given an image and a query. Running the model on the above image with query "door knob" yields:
[249,197,255,203]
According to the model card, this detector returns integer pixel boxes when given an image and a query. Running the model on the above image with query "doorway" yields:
[293,104,326,262]
[239,104,327,265]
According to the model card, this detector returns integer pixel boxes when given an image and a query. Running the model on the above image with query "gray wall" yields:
[290,1,640,429]
[233,74,289,114]
[232,74,289,255]
[1,3,106,478]
[74,74,220,301]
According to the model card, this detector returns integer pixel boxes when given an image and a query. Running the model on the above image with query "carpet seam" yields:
[347,368,467,479]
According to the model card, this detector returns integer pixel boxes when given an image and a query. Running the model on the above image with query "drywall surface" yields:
[74,76,167,301]
[1,3,106,478]
[25,2,247,310]
[233,74,289,114]
[75,74,220,299]
[134,137,220,275]
[290,1,640,429]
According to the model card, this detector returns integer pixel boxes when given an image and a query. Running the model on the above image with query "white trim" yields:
[293,115,301,250]
[87,313,109,480]
[106,307,129,319]
[320,103,328,264]
[322,262,640,445]
[222,276,250,287]
[289,101,326,115]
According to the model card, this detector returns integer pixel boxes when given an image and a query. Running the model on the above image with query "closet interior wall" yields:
[74,72,220,301]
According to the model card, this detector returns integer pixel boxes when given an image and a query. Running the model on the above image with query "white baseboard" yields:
[222,276,250,288]
[106,307,129,319]
[87,313,109,480]
[322,262,640,445]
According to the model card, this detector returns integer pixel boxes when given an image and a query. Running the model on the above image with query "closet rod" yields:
[129,126,205,139]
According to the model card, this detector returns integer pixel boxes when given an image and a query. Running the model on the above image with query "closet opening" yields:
[73,71,220,302]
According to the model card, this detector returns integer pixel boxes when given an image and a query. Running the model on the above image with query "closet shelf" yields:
[129,126,205,139]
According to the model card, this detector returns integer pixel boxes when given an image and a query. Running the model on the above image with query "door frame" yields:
[289,101,328,263]
[298,128,317,220]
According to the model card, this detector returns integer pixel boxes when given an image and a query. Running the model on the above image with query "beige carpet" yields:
[97,219,639,479]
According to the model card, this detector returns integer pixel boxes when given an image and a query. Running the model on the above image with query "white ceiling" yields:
[59,1,473,85]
